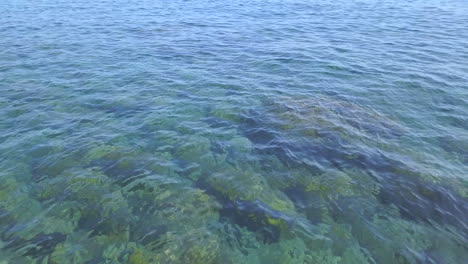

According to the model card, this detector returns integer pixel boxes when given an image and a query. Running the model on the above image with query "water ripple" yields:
[1,0,467,263]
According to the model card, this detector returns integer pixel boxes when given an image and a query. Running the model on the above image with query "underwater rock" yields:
[84,98,149,118]
[208,106,243,124]
[201,167,296,213]
[83,144,121,165]
[0,178,76,261]
[178,235,222,264]
[85,143,182,189]
[305,249,342,264]
[127,246,159,264]
[0,208,15,235]
[262,238,307,263]
[273,168,380,226]
[170,135,219,180]
[101,243,132,263]
[0,178,43,227]
[125,227,223,264]
[266,95,406,139]
[128,248,149,264]
[447,177,468,199]
[203,116,236,129]
[32,167,131,243]
[31,152,79,183]
[48,230,120,264]
[0,176,20,206]
[303,170,354,198]
[377,173,468,237]
[238,94,407,172]
[305,169,379,198]
[328,198,415,264]
[130,224,168,250]
[328,196,468,264]
[198,166,300,243]
[143,113,183,135]
[220,199,294,244]
[173,136,211,162]
[228,136,253,154]
[122,174,221,262]
[221,235,307,264]
[83,143,151,183]
[0,247,31,264]
[4,232,66,259]
[436,135,468,164]
[341,246,375,264]
[0,160,32,183]
[238,96,468,237]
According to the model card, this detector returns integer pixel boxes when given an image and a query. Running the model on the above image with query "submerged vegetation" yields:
[1,92,466,264]
[1,0,468,263]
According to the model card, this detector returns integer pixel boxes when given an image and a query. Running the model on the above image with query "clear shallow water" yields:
[1,0,467,263]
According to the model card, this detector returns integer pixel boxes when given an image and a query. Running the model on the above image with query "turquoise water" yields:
[1,0,467,263]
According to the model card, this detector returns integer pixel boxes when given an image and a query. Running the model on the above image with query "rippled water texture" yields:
[1,0,468,263]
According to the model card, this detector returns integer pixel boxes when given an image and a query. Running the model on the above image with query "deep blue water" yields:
[1,0,467,263]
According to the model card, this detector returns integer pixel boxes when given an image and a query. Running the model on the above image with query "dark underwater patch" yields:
[196,179,292,244]
[130,224,169,250]
[219,199,283,244]
[377,173,468,236]
[238,106,468,237]
[3,232,66,259]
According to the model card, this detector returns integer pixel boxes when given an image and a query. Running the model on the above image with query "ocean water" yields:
[1,0,467,263]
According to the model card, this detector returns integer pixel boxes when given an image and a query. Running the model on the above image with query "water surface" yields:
[1,0,467,263]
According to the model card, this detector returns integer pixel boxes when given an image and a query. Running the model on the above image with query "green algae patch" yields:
[268,95,406,140]
[306,249,342,264]
[173,136,211,162]
[303,169,380,199]
[305,170,354,197]
[220,235,307,264]
[83,144,122,165]
[128,248,151,264]
[210,107,243,123]
[0,78,467,264]
[204,168,296,215]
